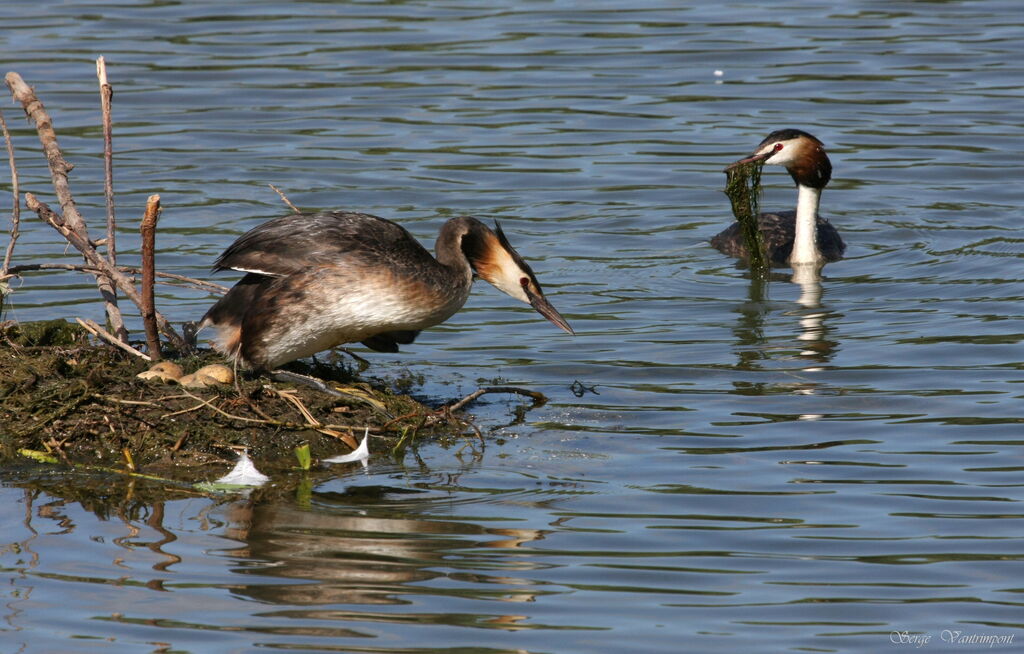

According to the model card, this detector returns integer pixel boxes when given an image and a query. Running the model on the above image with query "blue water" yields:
[2,1,1023,652]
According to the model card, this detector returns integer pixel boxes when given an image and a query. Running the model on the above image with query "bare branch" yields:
[445,386,548,413]
[96,56,117,267]
[4,73,84,238]
[5,71,128,341]
[0,109,19,276]
[24,193,187,350]
[76,317,151,361]
[140,194,161,360]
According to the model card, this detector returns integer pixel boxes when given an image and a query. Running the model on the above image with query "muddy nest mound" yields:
[0,319,476,479]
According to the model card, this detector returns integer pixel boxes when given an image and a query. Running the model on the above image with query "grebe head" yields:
[451,217,574,335]
[726,128,832,189]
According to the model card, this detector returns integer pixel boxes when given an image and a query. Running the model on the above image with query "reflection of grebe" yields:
[712,129,845,266]
[199,212,573,371]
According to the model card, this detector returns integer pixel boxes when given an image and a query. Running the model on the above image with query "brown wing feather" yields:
[213,211,437,277]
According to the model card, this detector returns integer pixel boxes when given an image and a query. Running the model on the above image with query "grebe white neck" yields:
[790,184,822,265]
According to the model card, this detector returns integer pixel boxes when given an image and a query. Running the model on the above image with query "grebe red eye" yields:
[520,277,529,287]
[773,143,784,152]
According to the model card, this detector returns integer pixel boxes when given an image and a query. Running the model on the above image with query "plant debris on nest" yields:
[0,319,485,481]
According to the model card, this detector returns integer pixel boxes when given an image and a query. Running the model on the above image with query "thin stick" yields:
[446,386,548,413]
[76,317,151,361]
[269,184,301,213]
[90,394,160,407]
[96,57,117,268]
[0,109,19,276]
[3,74,81,236]
[161,402,213,419]
[4,72,128,341]
[140,194,161,360]
[171,387,285,425]
[4,263,229,294]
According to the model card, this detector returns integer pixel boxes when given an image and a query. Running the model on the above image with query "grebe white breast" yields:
[199,211,573,371]
[711,129,845,266]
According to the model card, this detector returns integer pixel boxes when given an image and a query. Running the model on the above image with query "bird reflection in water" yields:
[217,487,550,617]
[730,265,840,410]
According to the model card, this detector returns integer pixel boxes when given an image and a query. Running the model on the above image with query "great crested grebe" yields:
[711,129,845,266]
[199,211,573,371]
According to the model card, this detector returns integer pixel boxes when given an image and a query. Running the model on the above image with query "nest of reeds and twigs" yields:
[0,319,500,474]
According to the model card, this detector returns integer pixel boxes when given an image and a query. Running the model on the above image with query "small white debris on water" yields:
[215,451,270,486]
[324,428,370,467]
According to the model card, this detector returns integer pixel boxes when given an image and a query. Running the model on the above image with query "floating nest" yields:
[0,319,514,483]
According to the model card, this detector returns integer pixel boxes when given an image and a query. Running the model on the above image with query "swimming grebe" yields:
[711,129,845,266]
[199,211,573,371]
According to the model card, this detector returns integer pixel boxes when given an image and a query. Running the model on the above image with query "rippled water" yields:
[2,1,1023,652]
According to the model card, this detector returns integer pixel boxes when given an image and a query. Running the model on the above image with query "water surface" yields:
[2,1,1023,652]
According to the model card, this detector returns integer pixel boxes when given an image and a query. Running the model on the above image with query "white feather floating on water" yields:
[324,428,370,466]
[214,450,270,486]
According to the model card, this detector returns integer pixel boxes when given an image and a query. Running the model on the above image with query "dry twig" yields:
[22,193,187,349]
[90,394,160,408]
[139,194,162,359]
[75,317,151,361]
[3,262,228,294]
[96,57,116,268]
[269,184,301,213]
[0,109,19,277]
[5,72,130,340]
[446,386,548,413]
[165,388,266,424]
[269,387,359,448]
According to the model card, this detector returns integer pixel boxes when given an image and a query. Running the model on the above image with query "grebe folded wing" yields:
[213,211,431,277]
[201,212,572,371]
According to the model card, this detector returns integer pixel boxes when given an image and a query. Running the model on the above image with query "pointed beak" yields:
[525,286,574,335]
[724,150,772,173]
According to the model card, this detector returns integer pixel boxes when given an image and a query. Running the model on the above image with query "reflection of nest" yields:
[227,501,548,607]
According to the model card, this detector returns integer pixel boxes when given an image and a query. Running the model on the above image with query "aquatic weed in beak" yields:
[723,156,769,276]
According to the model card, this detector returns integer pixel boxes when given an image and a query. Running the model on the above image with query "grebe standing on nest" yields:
[711,129,845,266]
[199,211,573,371]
